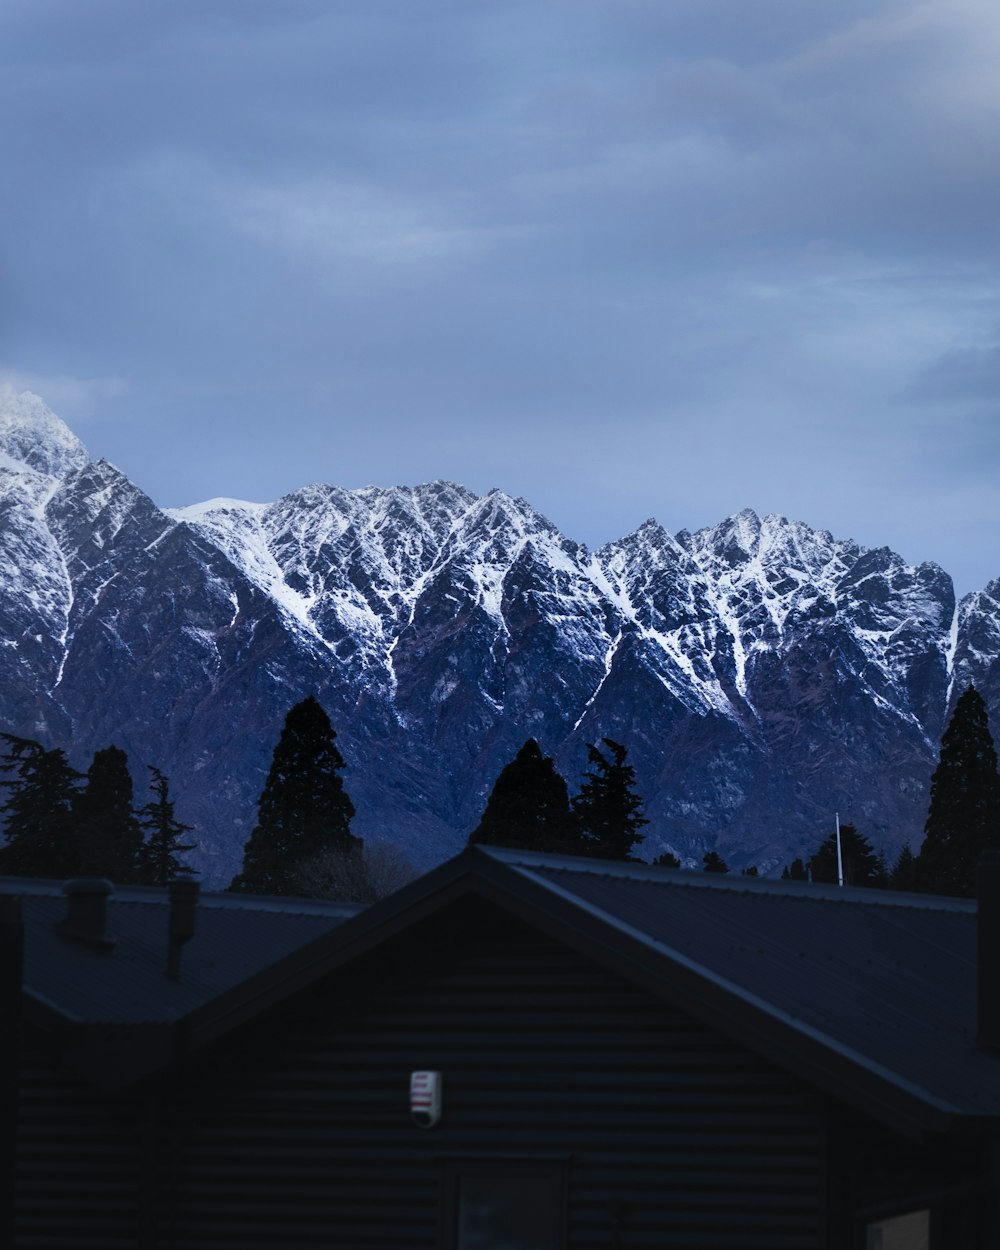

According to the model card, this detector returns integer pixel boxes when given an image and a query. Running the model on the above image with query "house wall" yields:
[164,900,829,1249]
[15,1033,148,1249]
[18,898,987,1249]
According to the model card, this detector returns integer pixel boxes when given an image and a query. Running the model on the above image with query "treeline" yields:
[226,703,649,900]
[0,735,195,884]
[464,683,1000,899]
[774,685,1000,897]
[3,682,998,901]
[467,737,647,859]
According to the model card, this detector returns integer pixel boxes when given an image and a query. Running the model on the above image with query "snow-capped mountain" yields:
[1,390,996,884]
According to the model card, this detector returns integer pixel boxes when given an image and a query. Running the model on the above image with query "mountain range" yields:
[1,390,997,885]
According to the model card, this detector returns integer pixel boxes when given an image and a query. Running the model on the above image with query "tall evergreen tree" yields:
[136,767,197,885]
[917,685,1000,897]
[0,735,81,877]
[808,823,882,887]
[73,745,144,881]
[468,739,578,853]
[231,696,358,895]
[702,850,729,874]
[572,738,647,860]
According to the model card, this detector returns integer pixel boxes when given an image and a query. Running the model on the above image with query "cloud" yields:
[0,371,131,421]
[1,1,999,593]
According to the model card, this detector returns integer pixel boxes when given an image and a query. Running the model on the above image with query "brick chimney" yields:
[978,851,1000,1049]
[56,879,116,950]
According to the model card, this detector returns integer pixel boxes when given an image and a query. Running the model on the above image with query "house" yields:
[4,846,1000,1248]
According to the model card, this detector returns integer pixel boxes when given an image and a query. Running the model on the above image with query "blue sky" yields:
[2,0,999,593]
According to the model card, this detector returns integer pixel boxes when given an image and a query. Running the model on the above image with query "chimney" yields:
[56,879,116,950]
[978,851,1000,1049]
[165,878,199,979]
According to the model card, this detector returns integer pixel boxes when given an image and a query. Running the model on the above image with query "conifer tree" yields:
[780,857,809,881]
[136,767,197,885]
[917,685,1000,897]
[890,844,918,891]
[808,823,881,887]
[572,738,647,860]
[73,745,144,881]
[231,696,358,895]
[702,850,729,874]
[468,739,578,854]
[0,735,81,877]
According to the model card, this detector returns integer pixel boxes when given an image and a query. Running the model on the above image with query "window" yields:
[443,1161,565,1250]
[866,1209,930,1250]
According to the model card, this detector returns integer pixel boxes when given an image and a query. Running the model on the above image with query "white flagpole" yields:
[835,811,844,888]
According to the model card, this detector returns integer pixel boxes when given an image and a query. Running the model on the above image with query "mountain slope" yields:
[0,391,994,884]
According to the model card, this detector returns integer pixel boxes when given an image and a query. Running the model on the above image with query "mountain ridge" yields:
[1,390,997,885]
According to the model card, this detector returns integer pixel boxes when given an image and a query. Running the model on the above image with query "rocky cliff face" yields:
[1,390,995,884]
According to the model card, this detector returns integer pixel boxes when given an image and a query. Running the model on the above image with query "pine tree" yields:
[231,696,358,895]
[469,739,579,854]
[73,745,144,881]
[136,767,197,885]
[890,844,918,891]
[0,735,82,877]
[572,739,647,861]
[702,850,729,874]
[808,823,881,887]
[917,685,1000,897]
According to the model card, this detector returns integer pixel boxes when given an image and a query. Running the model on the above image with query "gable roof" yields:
[472,849,988,1135]
[3,875,360,1088]
[5,849,997,1135]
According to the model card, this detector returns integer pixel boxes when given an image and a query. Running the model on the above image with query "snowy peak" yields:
[4,394,1000,883]
[0,390,89,482]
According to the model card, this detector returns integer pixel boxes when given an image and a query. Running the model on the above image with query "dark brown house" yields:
[5,846,1000,1248]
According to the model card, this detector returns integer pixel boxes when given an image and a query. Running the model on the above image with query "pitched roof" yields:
[472,849,988,1133]
[6,850,998,1133]
[3,875,359,1087]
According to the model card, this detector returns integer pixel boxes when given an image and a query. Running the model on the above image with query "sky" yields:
[1,1,999,595]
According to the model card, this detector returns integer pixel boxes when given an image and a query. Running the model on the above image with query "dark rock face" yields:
[1,393,997,884]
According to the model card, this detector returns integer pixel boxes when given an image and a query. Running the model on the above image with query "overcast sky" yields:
[2,1,999,594]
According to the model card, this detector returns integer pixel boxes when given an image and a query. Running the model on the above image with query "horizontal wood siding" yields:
[14,1041,145,1249]
[164,908,824,1249]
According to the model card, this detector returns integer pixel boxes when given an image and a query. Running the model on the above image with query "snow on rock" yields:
[2,396,998,884]
[0,390,89,482]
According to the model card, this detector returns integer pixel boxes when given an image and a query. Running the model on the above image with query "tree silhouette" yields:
[653,851,681,869]
[469,739,578,854]
[917,685,1000,897]
[0,735,81,877]
[702,850,729,874]
[136,767,197,885]
[780,858,809,881]
[808,823,881,887]
[573,739,647,860]
[890,844,918,892]
[231,696,358,894]
[73,746,144,881]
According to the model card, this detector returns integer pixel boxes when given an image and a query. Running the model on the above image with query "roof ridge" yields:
[474,847,975,912]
